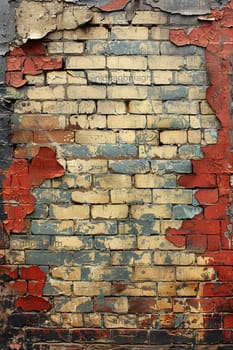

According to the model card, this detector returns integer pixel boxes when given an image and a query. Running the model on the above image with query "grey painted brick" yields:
[179,145,202,159]
[160,42,202,55]
[148,115,189,129]
[31,220,73,235]
[82,266,133,281]
[173,205,202,219]
[96,144,137,158]
[29,205,49,219]
[25,251,72,265]
[151,160,192,174]
[31,189,70,204]
[149,86,188,100]
[72,251,111,266]
[75,220,117,235]
[86,40,159,55]
[118,220,161,235]
[11,235,51,250]
[59,145,93,158]
[109,159,150,174]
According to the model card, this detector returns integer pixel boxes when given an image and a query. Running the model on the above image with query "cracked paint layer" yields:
[167,0,233,338]
[6,41,63,88]
[2,147,64,234]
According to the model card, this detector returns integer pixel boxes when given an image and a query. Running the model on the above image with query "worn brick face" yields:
[1,0,232,348]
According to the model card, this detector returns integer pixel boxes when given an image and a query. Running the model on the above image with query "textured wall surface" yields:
[0,0,233,349]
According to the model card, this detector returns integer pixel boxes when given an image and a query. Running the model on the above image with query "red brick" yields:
[195,189,218,205]
[20,266,46,281]
[12,130,34,143]
[15,296,51,312]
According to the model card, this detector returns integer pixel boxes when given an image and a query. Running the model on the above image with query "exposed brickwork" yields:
[0,0,232,349]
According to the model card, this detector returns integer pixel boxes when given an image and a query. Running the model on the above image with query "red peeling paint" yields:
[15,296,51,312]
[1,147,64,234]
[168,0,233,333]
[99,0,131,12]
[5,41,62,88]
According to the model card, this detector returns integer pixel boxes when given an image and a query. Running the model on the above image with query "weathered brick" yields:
[118,130,136,143]
[79,100,96,114]
[64,27,109,40]
[148,55,185,70]
[75,220,117,235]
[94,296,128,313]
[132,11,168,24]
[129,100,162,113]
[67,85,106,99]
[97,100,126,114]
[12,115,66,130]
[66,56,106,69]
[87,40,159,55]
[139,145,177,159]
[73,251,110,266]
[95,236,137,250]
[42,101,77,114]
[50,204,89,220]
[31,220,73,235]
[67,159,108,174]
[131,204,172,219]
[135,174,176,188]
[47,71,67,85]
[51,266,81,280]
[109,159,150,174]
[151,160,192,174]
[94,174,132,188]
[14,101,41,114]
[176,267,216,281]
[69,114,106,129]
[51,236,93,250]
[82,266,133,281]
[76,130,116,144]
[104,315,137,328]
[72,190,109,204]
[111,26,148,40]
[133,267,175,281]
[153,189,192,204]
[112,282,156,296]
[111,189,151,204]
[44,280,72,296]
[118,220,160,235]
[25,251,72,266]
[34,130,74,144]
[67,70,87,84]
[26,86,65,100]
[112,251,152,266]
[107,86,147,99]
[138,235,183,250]
[87,70,108,84]
[164,101,199,114]
[64,42,84,54]
[54,297,93,312]
[160,130,187,144]
[152,70,173,84]
[107,56,147,70]
[147,115,189,129]
[92,205,128,219]
[150,27,169,40]
[108,115,146,129]
[73,282,111,296]
[154,252,195,265]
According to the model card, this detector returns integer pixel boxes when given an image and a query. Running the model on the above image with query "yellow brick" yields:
[92,205,128,219]
[73,282,111,296]
[111,189,151,204]
[188,86,206,99]
[136,130,159,145]
[64,42,84,54]
[66,56,106,69]
[160,314,175,328]
[139,145,177,159]
[185,315,204,329]
[47,42,63,54]
[200,101,214,114]
[185,56,206,69]
[157,298,172,311]
[107,56,147,70]
[129,100,162,114]
[54,297,91,312]
[135,174,176,188]
[112,251,151,265]
[188,130,202,144]
[203,129,217,144]
[43,101,77,114]
[112,282,156,296]
[75,220,116,235]
[176,282,199,297]
[108,115,146,129]
[27,86,65,100]
[51,267,81,280]
[131,204,171,219]
[147,115,189,129]
[110,70,131,84]
[47,71,67,84]
[69,115,106,129]
[97,100,126,114]
[50,204,89,219]
[148,55,185,70]
[108,86,147,100]
[84,313,102,327]
[132,11,168,25]
[75,130,116,144]
[176,267,216,281]
[150,27,169,40]
[154,252,195,265]
[94,174,132,188]
[67,85,106,99]
[46,280,72,295]
[72,190,109,204]
[138,236,183,250]
[153,71,173,84]
[67,71,87,84]
[64,27,109,40]
[67,159,107,174]
[111,26,148,40]
[160,220,182,234]
[118,130,136,143]
[15,101,41,114]
[164,101,199,114]
[79,101,96,114]
[97,236,136,250]
[61,314,83,328]
[133,267,175,281]
[87,70,108,84]
[158,283,176,296]
[118,221,160,235]
[153,189,192,204]
[132,71,151,85]
[104,315,137,328]
[91,12,128,25]
[53,174,91,189]
[160,130,187,144]
[53,236,91,250]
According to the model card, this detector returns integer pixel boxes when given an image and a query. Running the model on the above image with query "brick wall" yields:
[0,1,233,349]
